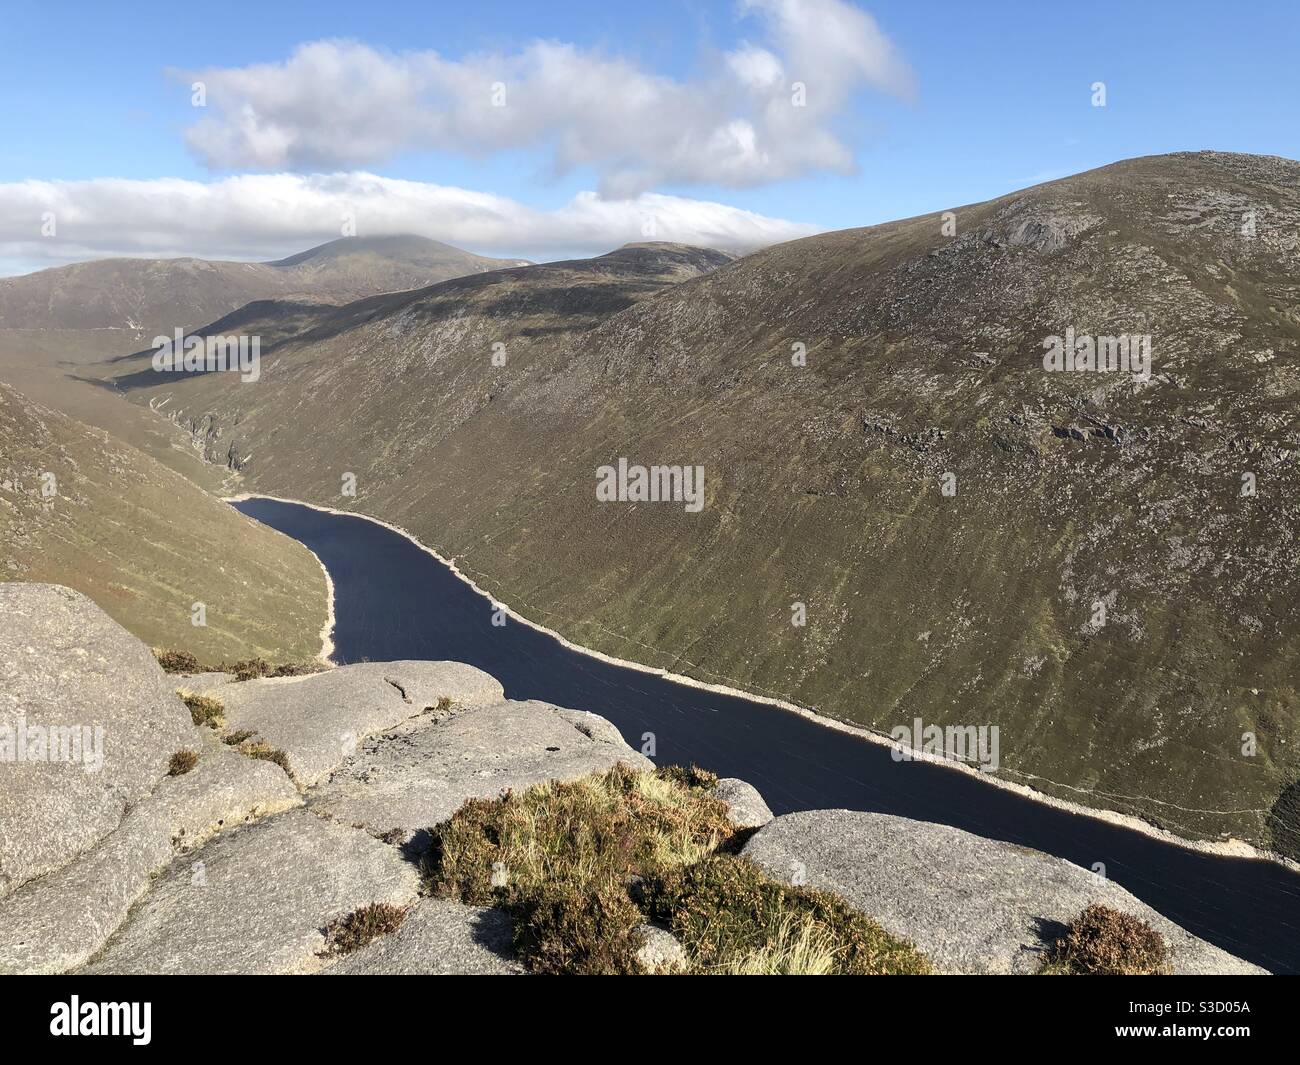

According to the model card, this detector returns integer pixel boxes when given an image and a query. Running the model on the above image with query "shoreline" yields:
[225,490,1294,873]
[308,544,337,666]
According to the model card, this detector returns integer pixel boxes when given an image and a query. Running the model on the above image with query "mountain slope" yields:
[0,235,528,362]
[120,155,1300,847]
[0,382,327,662]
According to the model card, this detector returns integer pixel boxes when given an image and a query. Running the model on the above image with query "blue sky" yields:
[1,0,1297,273]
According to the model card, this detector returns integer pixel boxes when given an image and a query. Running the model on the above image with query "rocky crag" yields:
[0,583,1262,975]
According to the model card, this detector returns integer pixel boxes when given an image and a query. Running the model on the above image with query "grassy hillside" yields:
[0,235,531,489]
[0,382,327,662]
[118,162,1300,846]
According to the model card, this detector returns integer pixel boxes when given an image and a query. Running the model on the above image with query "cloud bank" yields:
[180,0,913,195]
[0,172,820,275]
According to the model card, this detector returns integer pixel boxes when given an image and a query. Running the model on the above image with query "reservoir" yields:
[235,496,1300,973]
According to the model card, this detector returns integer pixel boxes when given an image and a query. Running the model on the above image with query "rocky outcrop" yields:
[307,698,653,844]
[85,811,421,975]
[321,900,524,976]
[0,584,1268,976]
[0,584,196,895]
[742,810,1266,975]
[0,739,299,974]
[189,660,505,787]
[714,778,774,830]
[0,584,651,974]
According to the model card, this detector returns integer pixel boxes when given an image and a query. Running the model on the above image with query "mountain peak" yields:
[266,234,527,269]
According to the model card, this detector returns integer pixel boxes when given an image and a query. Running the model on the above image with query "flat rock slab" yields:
[85,809,420,975]
[0,583,196,894]
[0,745,298,974]
[322,899,524,975]
[742,810,1264,975]
[201,660,505,787]
[309,699,653,842]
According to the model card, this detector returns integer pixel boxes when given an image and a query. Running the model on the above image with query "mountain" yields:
[0,235,529,362]
[126,238,730,346]
[118,154,1300,850]
[262,234,531,300]
[0,382,327,662]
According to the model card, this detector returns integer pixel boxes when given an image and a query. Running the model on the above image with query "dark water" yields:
[236,497,1300,973]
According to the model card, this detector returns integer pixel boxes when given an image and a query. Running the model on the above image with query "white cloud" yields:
[179,0,913,194]
[726,46,784,91]
[0,172,821,275]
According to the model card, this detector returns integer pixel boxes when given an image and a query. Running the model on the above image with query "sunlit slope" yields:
[0,383,327,662]
[119,164,1300,846]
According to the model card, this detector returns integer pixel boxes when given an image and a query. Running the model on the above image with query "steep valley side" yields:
[0,383,327,662]
[121,158,1300,848]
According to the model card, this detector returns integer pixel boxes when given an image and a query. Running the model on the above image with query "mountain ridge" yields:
[114,151,1300,847]
[0,234,532,360]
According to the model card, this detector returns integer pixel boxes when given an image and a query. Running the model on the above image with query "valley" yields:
[4,0,1298,997]
[234,493,1300,974]
[112,152,1300,851]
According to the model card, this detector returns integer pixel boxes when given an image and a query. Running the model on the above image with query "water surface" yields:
[235,496,1300,973]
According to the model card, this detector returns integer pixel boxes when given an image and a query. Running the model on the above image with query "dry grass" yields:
[715,912,840,975]
[181,693,225,728]
[1043,904,1172,975]
[154,648,201,674]
[424,764,930,976]
[154,647,320,682]
[167,749,199,776]
[320,903,408,955]
[647,854,931,976]
[233,737,293,777]
[222,657,319,682]
[427,763,734,907]
[513,879,645,975]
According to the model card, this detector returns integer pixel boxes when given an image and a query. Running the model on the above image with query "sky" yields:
[1,0,1297,275]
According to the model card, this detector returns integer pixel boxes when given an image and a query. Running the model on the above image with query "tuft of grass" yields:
[423,764,931,976]
[513,878,645,975]
[320,903,407,955]
[181,693,225,728]
[154,648,201,674]
[1043,904,1171,975]
[653,763,718,791]
[646,854,931,975]
[154,647,320,682]
[223,657,319,682]
[167,749,199,776]
[234,737,293,777]
[426,762,734,907]
[370,827,408,845]
[715,911,840,975]
[222,729,255,745]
